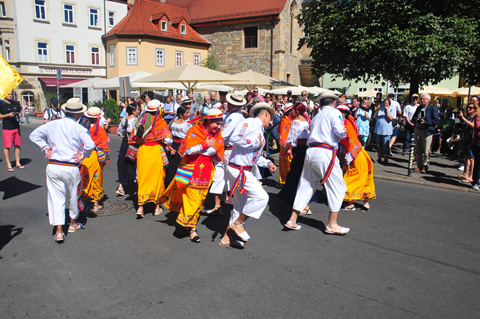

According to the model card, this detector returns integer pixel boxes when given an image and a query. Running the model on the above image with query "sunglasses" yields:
[467,107,475,110]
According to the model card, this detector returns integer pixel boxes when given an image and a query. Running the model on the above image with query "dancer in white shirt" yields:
[219,102,277,247]
[30,98,95,243]
[284,91,350,235]
[207,91,246,215]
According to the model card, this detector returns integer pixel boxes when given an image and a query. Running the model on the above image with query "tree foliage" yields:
[298,0,480,93]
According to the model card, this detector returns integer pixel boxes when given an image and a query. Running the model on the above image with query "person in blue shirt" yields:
[374,99,395,164]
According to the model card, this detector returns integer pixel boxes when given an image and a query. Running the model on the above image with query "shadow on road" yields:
[0,224,23,251]
[0,176,42,200]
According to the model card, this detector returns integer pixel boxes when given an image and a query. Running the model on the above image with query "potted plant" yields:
[103,98,120,134]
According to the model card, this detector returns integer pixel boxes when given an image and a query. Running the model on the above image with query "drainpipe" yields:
[270,18,274,77]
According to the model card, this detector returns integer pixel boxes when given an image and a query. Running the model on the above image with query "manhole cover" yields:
[85,200,133,217]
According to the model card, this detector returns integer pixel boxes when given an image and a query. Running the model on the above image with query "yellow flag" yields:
[0,55,24,100]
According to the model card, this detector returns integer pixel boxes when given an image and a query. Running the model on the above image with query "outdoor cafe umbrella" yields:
[62,77,105,88]
[452,86,480,97]
[134,63,239,92]
[357,89,381,98]
[92,71,152,89]
[418,86,454,97]
[230,70,287,91]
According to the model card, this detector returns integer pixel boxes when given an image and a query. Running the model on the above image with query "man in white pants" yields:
[284,91,350,235]
[207,91,246,215]
[219,102,277,247]
[30,98,95,243]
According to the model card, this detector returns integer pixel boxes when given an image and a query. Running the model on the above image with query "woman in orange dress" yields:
[160,109,224,243]
[81,107,109,213]
[337,105,376,211]
[129,100,172,218]
[278,103,294,187]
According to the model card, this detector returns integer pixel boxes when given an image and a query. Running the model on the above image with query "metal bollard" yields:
[407,133,415,176]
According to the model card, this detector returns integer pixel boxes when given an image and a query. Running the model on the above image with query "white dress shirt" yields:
[221,109,245,147]
[229,117,272,168]
[306,105,346,149]
[286,120,310,147]
[30,116,95,162]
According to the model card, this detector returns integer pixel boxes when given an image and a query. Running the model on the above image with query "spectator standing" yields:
[43,98,65,124]
[210,91,220,105]
[356,98,372,145]
[402,94,419,155]
[412,93,438,173]
[188,93,198,120]
[199,94,212,116]
[252,87,264,103]
[0,91,24,171]
[162,95,176,124]
[471,103,480,191]
[373,98,395,164]
[457,103,476,183]
[388,94,402,154]
[174,93,183,114]
[23,101,31,124]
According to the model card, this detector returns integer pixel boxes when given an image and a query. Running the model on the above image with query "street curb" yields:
[373,174,479,193]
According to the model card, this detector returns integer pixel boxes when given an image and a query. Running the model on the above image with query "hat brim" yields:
[226,93,246,106]
[62,104,87,114]
[315,92,339,104]
[249,104,275,118]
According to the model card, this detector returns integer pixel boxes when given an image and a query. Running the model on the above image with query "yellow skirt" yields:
[137,144,166,205]
[159,172,213,228]
[278,145,292,185]
[82,150,104,203]
[344,148,376,201]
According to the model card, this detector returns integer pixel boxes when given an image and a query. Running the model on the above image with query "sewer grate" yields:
[85,200,133,217]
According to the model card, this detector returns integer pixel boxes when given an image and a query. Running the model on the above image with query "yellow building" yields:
[102,0,210,79]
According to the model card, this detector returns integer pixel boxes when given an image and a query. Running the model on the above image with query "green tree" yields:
[298,0,480,96]
[103,98,120,125]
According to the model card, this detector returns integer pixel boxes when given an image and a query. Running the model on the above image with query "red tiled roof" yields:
[103,0,209,45]
[165,0,287,24]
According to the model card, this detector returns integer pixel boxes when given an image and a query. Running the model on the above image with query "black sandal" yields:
[189,229,201,243]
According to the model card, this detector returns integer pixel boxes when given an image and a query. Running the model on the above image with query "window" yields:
[22,91,34,106]
[65,44,75,64]
[155,48,164,66]
[193,53,200,66]
[64,4,74,24]
[35,0,46,20]
[108,11,115,26]
[0,2,6,17]
[175,51,183,67]
[358,87,367,92]
[161,20,167,31]
[373,87,383,93]
[244,26,258,48]
[91,47,100,65]
[89,8,99,27]
[108,44,115,66]
[5,47,10,61]
[180,24,186,35]
[126,47,137,65]
[37,42,48,62]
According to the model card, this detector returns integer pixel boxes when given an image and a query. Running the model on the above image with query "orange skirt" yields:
[344,148,376,201]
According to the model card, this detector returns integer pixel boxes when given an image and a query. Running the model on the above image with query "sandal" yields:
[7,167,14,172]
[219,236,245,248]
[16,165,25,169]
[154,206,163,216]
[284,220,301,230]
[230,221,250,241]
[54,233,65,243]
[343,205,355,211]
[68,222,83,233]
[325,224,350,235]
[116,185,125,196]
[299,208,312,215]
[189,229,201,243]
[136,208,144,218]
[206,205,222,215]
[92,204,103,213]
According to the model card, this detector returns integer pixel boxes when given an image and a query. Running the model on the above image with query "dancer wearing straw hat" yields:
[30,98,95,243]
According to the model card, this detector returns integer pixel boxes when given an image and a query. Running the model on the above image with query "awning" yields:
[39,78,86,87]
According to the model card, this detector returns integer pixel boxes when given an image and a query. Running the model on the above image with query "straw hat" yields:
[205,109,223,120]
[213,102,223,109]
[284,102,294,114]
[61,98,87,113]
[336,105,351,113]
[84,107,102,118]
[226,91,246,106]
[315,90,339,104]
[249,102,275,118]
[145,99,162,112]
[181,96,192,105]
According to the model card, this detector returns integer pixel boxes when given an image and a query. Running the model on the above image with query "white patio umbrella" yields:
[93,71,152,89]
[419,86,454,97]
[452,86,480,97]
[357,89,381,97]
[62,77,105,88]
[230,70,285,90]
[135,64,238,92]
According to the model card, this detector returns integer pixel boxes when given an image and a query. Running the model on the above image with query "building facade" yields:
[103,0,210,80]
[5,0,127,109]
[166,0,315,86]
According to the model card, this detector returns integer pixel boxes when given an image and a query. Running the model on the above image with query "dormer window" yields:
[161,20,167,31]
[180,24,186,35]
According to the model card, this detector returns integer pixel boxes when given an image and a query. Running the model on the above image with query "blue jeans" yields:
[376,134,391,155]
[403,125,414,152]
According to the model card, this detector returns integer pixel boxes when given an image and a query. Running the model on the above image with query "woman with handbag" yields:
[116,103,140,196]
[129,100,172,218]
[159,109,224,243]
[81,107,110,213]
[466,103,480,191]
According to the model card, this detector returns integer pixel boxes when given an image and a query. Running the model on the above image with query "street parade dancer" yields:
[206,91,246,215]
[30,98,95,242]
[80,107,110,213]
[160,109,224,243]
[284,91,350,234]
[278,102,294,187]
[219,102,277,247]
[129,99,172,218]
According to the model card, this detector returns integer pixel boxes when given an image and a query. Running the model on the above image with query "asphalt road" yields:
[0,122,479,319]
